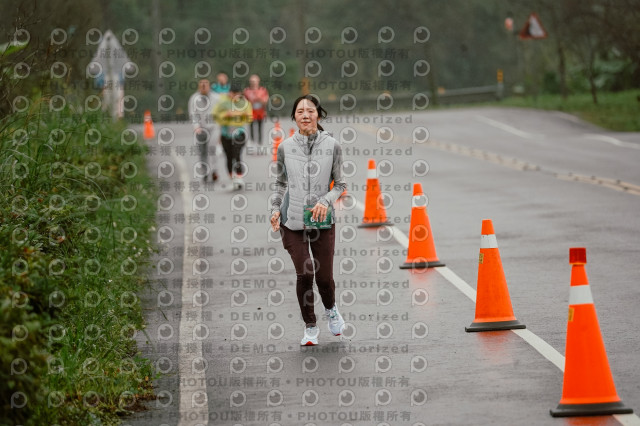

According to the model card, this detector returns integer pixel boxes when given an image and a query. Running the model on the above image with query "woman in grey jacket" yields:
[270,95,347,345]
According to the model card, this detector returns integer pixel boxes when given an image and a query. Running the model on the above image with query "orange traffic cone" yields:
[271,121,284,162]
[143,110,155,140]
[399,183,444,269]
[550,248,633,417]
[465,220,525,331]
[289,128,295,137]
[358,159,392,228]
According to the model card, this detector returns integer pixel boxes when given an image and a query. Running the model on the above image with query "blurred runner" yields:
[212,71,230,94]
[187,78,220,183]
[212,84,253,190]
[243,74,269,146]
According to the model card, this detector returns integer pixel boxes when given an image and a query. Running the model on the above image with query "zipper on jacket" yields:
[307,135,311,209]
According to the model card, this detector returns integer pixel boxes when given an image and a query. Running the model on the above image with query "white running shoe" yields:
[301,326,319,346]
[232,176,245,191]
[326,305,345,336]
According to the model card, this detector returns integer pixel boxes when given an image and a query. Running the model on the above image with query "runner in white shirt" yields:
[188,79,220,183]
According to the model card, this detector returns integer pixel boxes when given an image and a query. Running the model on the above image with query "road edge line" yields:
[175,154,210,426]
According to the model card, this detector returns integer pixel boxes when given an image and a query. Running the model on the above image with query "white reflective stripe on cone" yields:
[569,285,594,306]
[367,168,377,179]
[480,234,498,249]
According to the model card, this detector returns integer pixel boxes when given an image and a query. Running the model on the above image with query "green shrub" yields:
[1,99,157,425]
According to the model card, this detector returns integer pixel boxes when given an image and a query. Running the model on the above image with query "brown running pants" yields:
[280,224,336,327]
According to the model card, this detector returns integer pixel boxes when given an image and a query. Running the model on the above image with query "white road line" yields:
[584,133,640,150]
[351,197,639,423]
[432,264,478,303]
[615,414,640,426]
[475,115,538,139]
[511,329,565,371]
[388,222,410,248]
[175,154,210,426]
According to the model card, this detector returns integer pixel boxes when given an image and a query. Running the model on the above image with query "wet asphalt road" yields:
[125,107,640,426]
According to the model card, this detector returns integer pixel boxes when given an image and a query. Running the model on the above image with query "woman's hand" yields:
[310,202,328,223]
[270,211,281,232]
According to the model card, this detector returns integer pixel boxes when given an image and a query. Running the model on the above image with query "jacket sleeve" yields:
[270,143,287,215]
[319,141,346,207]
[260,87,270,103]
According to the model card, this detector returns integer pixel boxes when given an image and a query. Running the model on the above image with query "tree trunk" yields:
[100,0,110,29]
[588,68,598,105]
[423,43,439,106]
[296,0,308,94]
[546,0,568,99]
[151,0,161,110]
[558,43,568,100]
[583,13,598,105]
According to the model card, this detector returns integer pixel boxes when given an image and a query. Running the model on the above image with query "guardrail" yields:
[131,84,504,123]
[319,84,504,114]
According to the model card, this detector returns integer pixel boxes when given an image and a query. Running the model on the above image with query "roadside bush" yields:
[0,99,157,425]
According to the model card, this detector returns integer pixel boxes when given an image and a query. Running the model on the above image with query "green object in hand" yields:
[303,205,332,229]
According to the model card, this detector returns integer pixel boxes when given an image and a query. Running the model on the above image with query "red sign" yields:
[519,13,548,40]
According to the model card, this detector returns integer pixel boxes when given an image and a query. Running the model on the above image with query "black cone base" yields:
[465,319,526,332]
[399,260,445,269]
[550,401,633,417]
[358,221,393,228]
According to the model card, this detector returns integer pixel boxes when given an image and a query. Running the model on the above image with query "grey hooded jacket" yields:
[270,130,346,231]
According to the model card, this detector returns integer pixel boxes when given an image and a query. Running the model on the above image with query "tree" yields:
[0,0,102,116]
[537,0,640,104]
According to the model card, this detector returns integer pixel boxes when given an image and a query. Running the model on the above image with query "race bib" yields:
[303,205,332,229]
